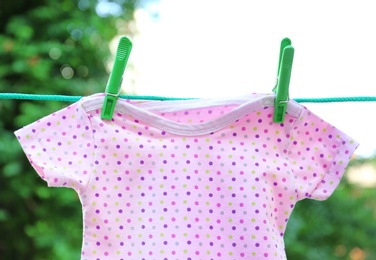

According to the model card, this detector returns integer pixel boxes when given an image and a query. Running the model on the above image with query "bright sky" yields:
[120,0,376,157]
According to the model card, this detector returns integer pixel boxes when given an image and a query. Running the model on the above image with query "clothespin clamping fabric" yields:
[101,36,133,120]
[273,38,294,123]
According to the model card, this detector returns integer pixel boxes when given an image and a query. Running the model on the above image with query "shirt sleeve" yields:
[14,100,96,194]
[287,106,359,201]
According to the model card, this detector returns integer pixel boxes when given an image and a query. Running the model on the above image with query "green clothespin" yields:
[101,36,133,120]
[273,38,294,123]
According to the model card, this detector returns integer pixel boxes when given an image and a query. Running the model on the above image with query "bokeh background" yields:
[1,0,376,259]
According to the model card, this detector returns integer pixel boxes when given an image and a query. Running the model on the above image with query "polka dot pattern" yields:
[15,94,358,259]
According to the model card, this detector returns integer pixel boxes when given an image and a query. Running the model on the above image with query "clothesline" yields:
[1,93,376,103]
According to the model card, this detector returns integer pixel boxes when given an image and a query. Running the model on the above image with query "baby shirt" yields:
[15,93,359,260]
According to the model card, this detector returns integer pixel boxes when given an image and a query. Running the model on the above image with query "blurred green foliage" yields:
[0,0,137,259]
[1,1,376,260]
[285,160,376,259]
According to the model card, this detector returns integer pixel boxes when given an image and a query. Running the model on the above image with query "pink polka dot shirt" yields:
[15,93,358,259]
